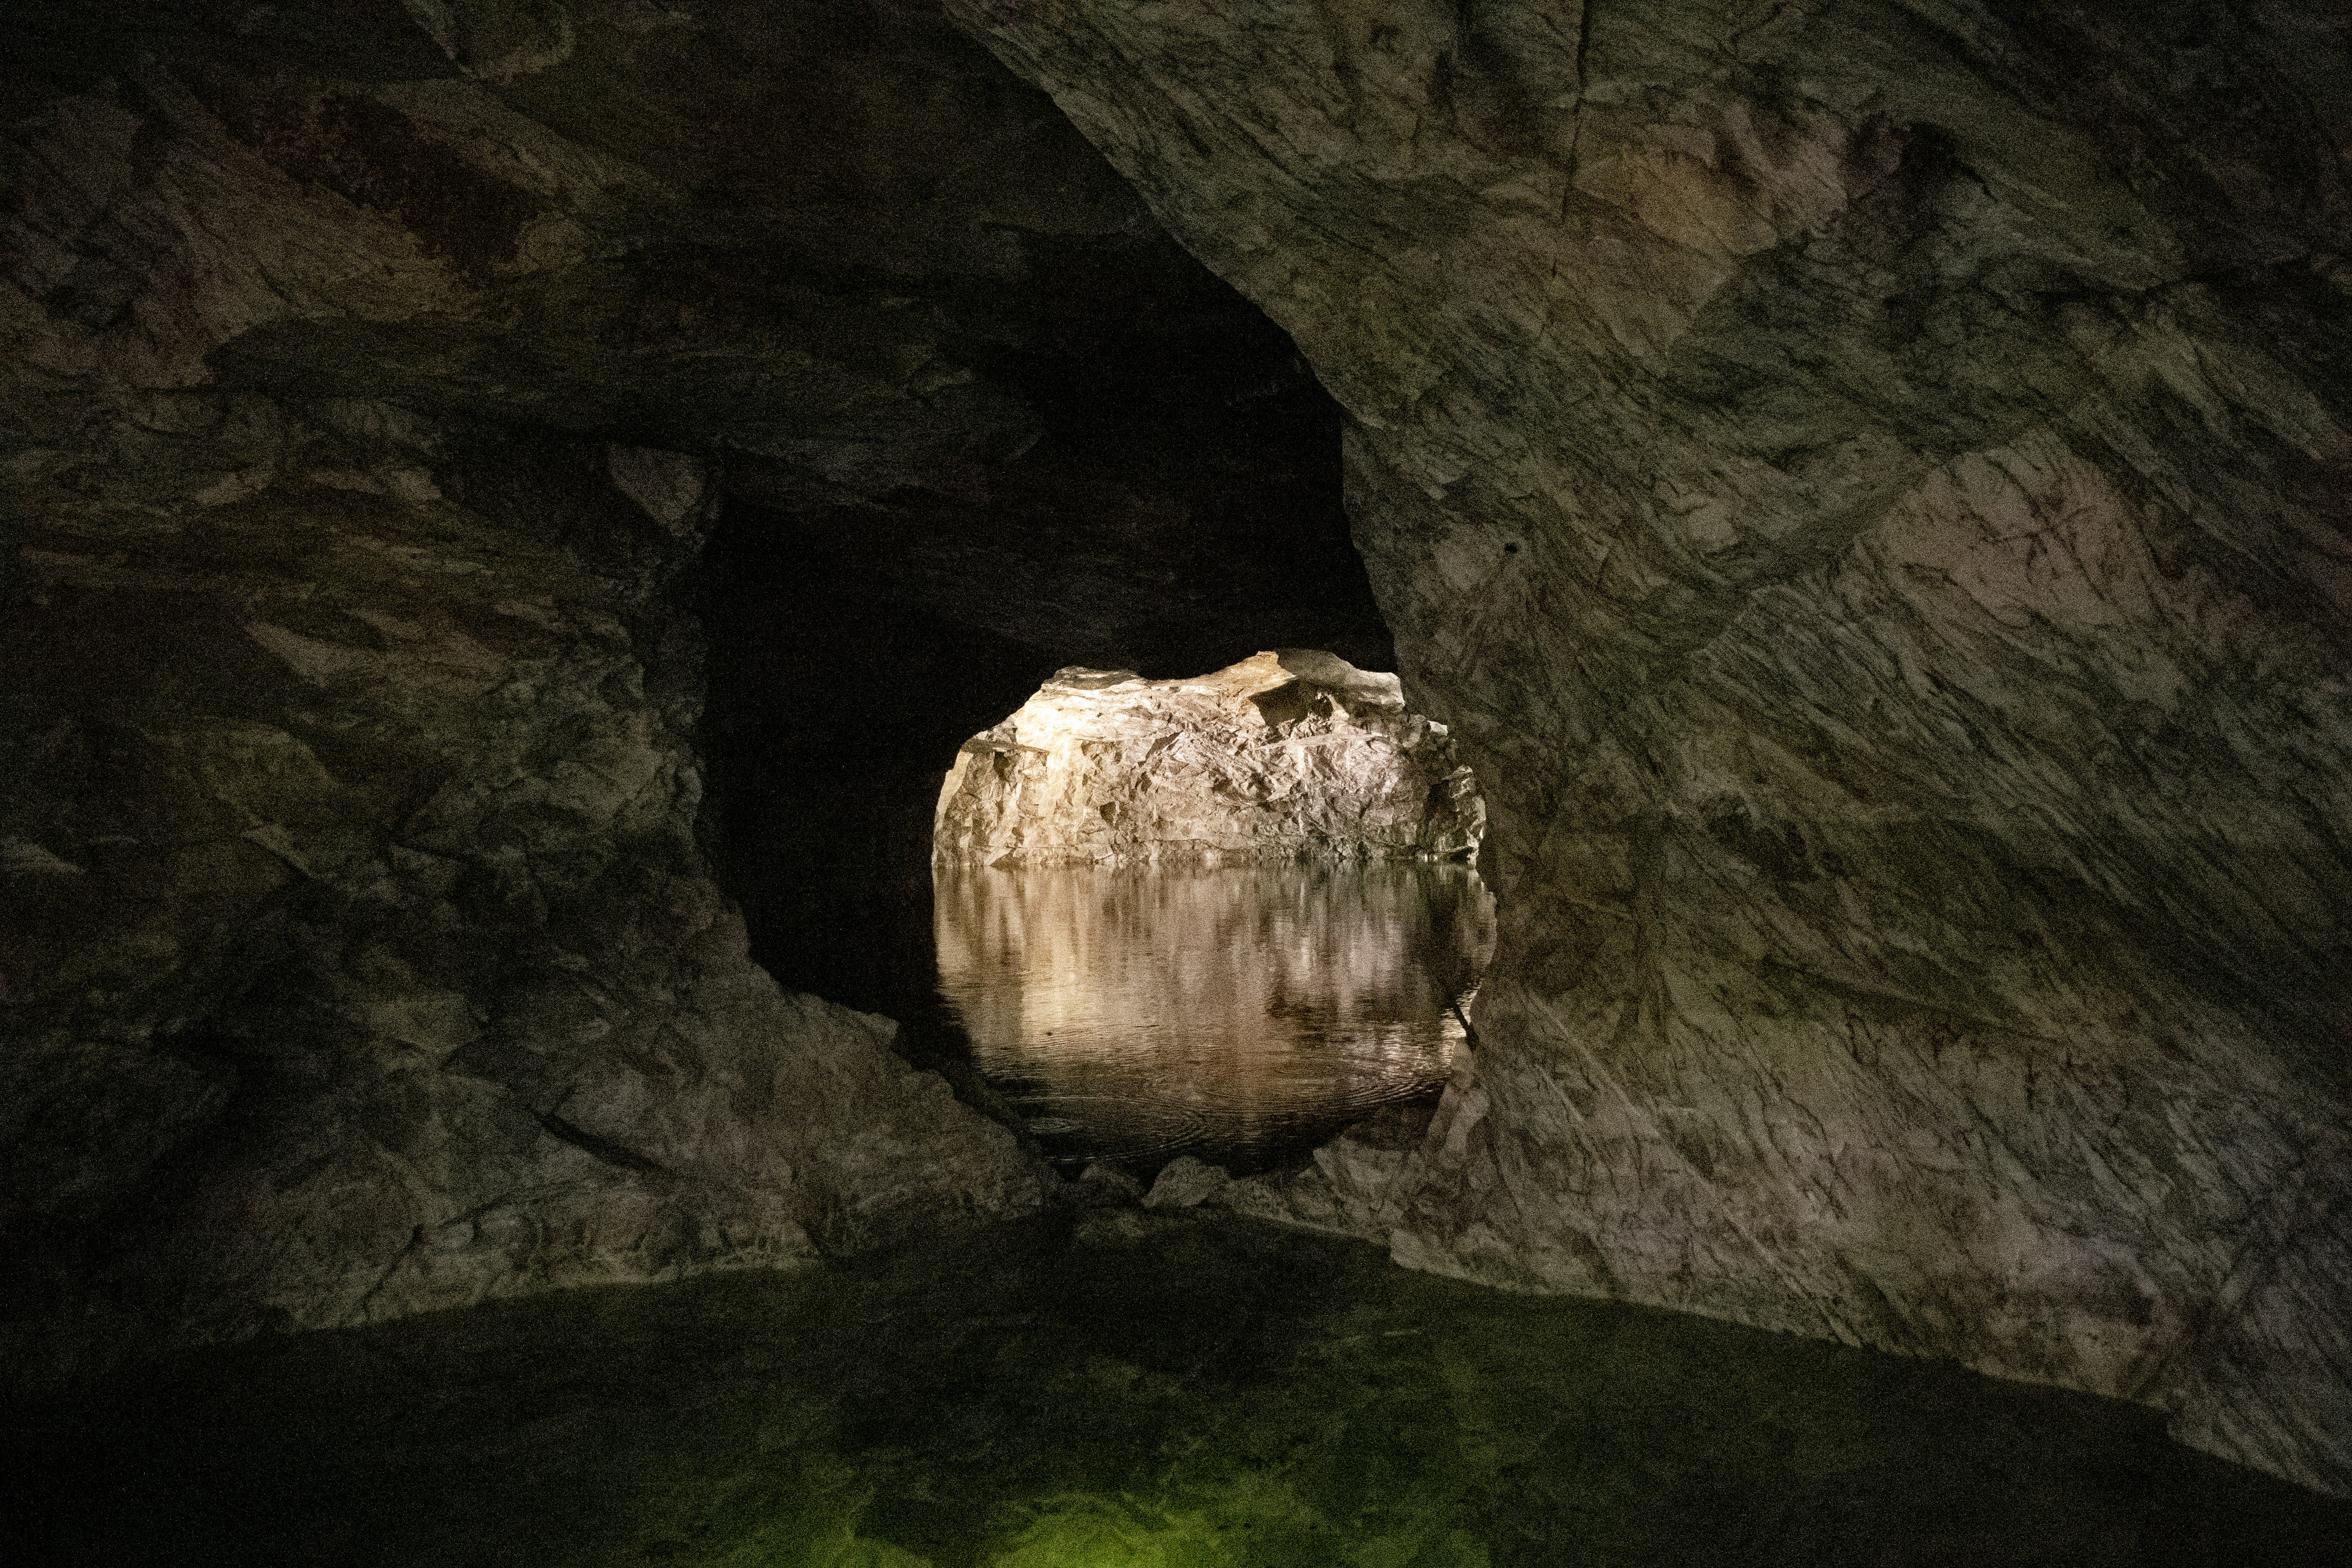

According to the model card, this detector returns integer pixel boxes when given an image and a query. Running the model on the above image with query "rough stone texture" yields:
[1225,1101,1441,1237]
[10,0,2352,1505]
[1074,1159,1146,1208]
[952,0,2352,1494]
[1,1,1097,1368]
[933,650,1483,866]
[0,408,1048,1369]
[1142,1154,1234,1210]
[1,0,1408,1369]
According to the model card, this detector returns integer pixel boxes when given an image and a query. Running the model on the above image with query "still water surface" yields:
[15,1216,2343,1565]
[934,863,1495,1172]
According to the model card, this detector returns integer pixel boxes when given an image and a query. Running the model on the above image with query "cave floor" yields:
[6,1213,2344,1568]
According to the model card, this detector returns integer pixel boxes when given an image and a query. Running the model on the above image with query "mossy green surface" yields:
[6,1214,2342,1566]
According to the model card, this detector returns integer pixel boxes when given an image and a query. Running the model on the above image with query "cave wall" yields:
[2,0,1181,1366]
[1,0,1400,1368]
[950,0,2352,1494]
[2,399,1049,1367]
[8,0,2349,1502]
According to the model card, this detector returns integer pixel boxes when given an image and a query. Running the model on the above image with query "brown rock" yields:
[1141,1156,1234,1211]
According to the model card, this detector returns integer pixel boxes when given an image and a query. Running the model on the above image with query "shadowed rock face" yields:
[934,650,1483,865]
[0,401,1053,1364]
[1,0,1388,1366]
[949,0,2352,1495]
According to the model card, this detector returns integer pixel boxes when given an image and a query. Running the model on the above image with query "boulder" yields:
[1141,1156,1234,1211]
[1073,1160,1145,1208]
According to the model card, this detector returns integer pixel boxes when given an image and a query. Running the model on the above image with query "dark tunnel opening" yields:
[690,248,1399,1042]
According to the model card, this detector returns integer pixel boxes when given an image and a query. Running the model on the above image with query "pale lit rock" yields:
[1225,1101,1435,1237]
[934,651,1484,866]
[1141,1156,1233,1211]
[953,0,2352,1494]
[1223,1166,1349,1237]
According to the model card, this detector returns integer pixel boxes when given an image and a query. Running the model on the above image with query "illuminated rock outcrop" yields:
[933,651,1483,866]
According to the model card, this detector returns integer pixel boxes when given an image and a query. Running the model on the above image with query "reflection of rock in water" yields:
[934,863,1496,1172]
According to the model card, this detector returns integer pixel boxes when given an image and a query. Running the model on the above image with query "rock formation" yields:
[0,391,1051,1368]
[1,0,1408,1372]
[0,0,1199,1368]
[933,650,1483,865]
[950,0,2352,1495]
[2,0,2347,1505]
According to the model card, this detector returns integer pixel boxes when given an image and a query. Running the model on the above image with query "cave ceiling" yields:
[6,0,1389,675]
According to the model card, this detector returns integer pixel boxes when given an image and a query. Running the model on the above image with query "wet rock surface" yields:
[934,650,1483,866]
[952,0,2352,1493]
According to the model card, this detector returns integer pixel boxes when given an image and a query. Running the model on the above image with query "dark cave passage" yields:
[674,214,1494,1183]
[689,243,1400,1037]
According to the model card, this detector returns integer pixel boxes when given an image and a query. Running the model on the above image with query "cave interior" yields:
[5,0,2352,1558]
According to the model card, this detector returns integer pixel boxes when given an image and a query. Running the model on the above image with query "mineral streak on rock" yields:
[948,0,2352,1494]
[933,650,1484,866]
